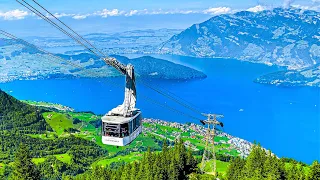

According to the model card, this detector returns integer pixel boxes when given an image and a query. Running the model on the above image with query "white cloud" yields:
[0,7,233,21]
[203,7,231,15]
[148,9,199,15]
[283,0,295,8]
[178,10,197,14]
[72,14,88,20]
[97,9,125,18]
[292,4,320,11]
[247,5,267,12]
[126,10,139,16]
[53,13,74,18]
[121,9,199,17]
[0,9,28,20]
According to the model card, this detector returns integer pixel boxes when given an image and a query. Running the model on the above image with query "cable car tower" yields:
[200,113,224,176]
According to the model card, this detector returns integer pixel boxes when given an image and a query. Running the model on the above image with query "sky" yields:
[0,0,320,36]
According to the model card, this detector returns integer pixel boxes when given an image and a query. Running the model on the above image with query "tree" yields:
[186,146,197,174]
[121,164,131,180]
[244,143,266,179]
[152,155,162,180]
[136,159,145,180]
[286,163,298,180]
[9,143,40,180]
[168,161,179,180]
[309,161,320,180]
[130,162,138,180]
[296,164,305,180]
[226,157,246,180]
[263,151,283,180]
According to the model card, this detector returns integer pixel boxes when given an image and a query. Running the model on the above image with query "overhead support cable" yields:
[138,80,203,115]
[16,0,207,119]
[16,0,102,58]
[0,30,202,121]
[30,0,108,57]
[0,30,123,89]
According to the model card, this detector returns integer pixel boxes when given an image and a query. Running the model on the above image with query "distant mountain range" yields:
[0,38,206,83]
[160,7,320,70]
[27,29,182,55]
[2,9,320,87]
[256,63,320,87]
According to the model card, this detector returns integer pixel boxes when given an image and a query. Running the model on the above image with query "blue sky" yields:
[0,0,318,12]
[1,0,318,12]
[0,0,320,36]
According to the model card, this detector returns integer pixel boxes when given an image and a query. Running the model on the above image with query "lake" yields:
[0,54,319,164]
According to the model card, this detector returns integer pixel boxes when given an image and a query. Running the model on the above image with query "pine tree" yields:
[226,157,246,180]
[244,143,266,179]
[263,151,283,180]
[186,145,197,174]
[130,162,138,180]
[153,155,163,180]
[168,161,179,180]
[296,164,305,180]
[137,158,145,180]
[286,163,298,180]
[160,140,169,180]
[9,143,40,180]
[309,161,320,180]
[145,147,154,180]
[175,139,184,179]
[121,164,131,180]
[91,166,110,180]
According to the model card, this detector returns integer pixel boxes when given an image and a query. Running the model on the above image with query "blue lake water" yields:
[0,54,319,164]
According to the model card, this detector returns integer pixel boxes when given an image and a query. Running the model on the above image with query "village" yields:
[142,118,255,157]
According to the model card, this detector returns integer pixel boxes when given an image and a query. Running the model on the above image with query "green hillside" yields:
[0,90,319,180]
[0,90,235,177]
[0,89,49,132]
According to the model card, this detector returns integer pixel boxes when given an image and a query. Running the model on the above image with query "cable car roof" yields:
[102,111,141,124]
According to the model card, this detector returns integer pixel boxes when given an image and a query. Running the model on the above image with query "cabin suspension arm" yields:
[103,57,137,117]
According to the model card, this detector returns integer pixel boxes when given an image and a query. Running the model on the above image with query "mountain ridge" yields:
[255,63,320,87]
[160,7,320,70]
[0,38,206,82]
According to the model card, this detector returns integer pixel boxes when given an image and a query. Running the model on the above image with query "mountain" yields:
[27,29,182,55]
[0,38,206,82]
[160,7,320,70]
[255,63,320,87]
[112,55,207,80]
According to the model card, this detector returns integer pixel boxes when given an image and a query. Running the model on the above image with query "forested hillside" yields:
[0,89,49,132]
[0,90,107,177]
[4,140,320,180]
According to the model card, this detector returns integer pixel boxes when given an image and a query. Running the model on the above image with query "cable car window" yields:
[133,118,136,131]
[103,122,121,137]
[129,120,133,134]
[120,123,129,137]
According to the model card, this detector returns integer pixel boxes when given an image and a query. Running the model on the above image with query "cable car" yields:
[101,61,142,146]
[102,109,142,146]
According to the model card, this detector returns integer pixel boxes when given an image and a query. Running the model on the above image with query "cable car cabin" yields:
[102,110,142,146]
